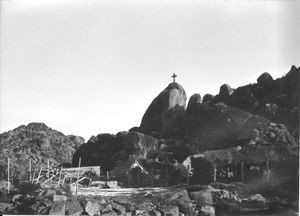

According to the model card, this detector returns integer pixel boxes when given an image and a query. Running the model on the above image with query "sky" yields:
[1,0,299,141]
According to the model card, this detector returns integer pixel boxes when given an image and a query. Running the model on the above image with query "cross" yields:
[171,73,177,83]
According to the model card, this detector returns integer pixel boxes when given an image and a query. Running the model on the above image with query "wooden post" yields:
[106,171,110,181]
[31,166,37,183]
[266,158,270,184]
[76,157,81,196]
[213,164,217,182]
[137,170,140,187]
[62,175,66,185]
[165,166,168,187]
[29,158,32,181]
[161,164,164,186]
[47,159,50,178]
[58,166,62,186]
[241,161,245,183]
[36,167,42,184]
[187,164,190,185]
[128,171,131,187]
[7,158,10,194]
[151,168,154,187]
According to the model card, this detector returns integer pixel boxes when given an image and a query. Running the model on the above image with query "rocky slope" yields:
[0,123,85,180]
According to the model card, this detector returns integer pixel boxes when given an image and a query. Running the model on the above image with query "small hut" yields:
[197,142,291,184]
[110,157,178,187]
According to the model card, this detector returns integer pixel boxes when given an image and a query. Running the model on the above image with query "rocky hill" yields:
[138,66,299,151]
[0,122,85,180]
[214,65,299,141]
[68,66,299,189]
[1,66,298,184]
[0,67,298,216]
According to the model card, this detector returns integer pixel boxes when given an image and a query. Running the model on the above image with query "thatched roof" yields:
[200,145,283,164]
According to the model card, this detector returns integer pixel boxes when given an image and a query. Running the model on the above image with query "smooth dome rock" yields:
[187,94,202,113]
[203,94,214,104]
[140,82,187,138]
[219,84,234,98]
[257,72,273,86]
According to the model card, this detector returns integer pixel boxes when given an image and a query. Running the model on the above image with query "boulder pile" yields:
[3,181,298,216]
[0,123,85,180]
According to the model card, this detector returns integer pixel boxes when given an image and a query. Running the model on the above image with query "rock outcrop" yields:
[0,123,85,180]
[219,84,234,98]
[66,135,85,150]
[225,85,259,112]
[72,131,158,171]
[226,66,299,140]
[185,102,253,151]
[186,66,299,150]
[257,72,274,86]
[235,116,298,175]
[203,94,214,104]
[213,84,234,104]
[139,82,187,138]
[186,93,202,113]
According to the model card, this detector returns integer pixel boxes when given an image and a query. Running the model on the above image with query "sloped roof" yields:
[199,145,283,164]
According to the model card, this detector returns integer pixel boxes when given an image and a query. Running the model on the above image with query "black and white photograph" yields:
[0,0,299,215]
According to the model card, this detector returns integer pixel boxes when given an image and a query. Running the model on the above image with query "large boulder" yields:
[235,116,298,178]
[72,131,158,171]
[66,135,85,150]
[257,72,273,86]
[158,205,179,216]
[119,131,159,158]
[225,85,259,113]
[213,84,234,103]
[237,116,298,150]
[140,82,187,138]
[49,201,65,215]
[73,133,117,170]
[111,201,127,215]
[189,186,220,205]
[219,84,234,98]
[85,200,101,216]
[203,94,214,104]
[199,205,215,216]
[187,93,202,113]
[65,198,83,215]
[185,103,253,151]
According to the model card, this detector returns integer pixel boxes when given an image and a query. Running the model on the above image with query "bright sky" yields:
[1,0,299,140]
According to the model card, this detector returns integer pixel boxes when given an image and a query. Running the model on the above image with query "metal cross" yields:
[171,73,177,82]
